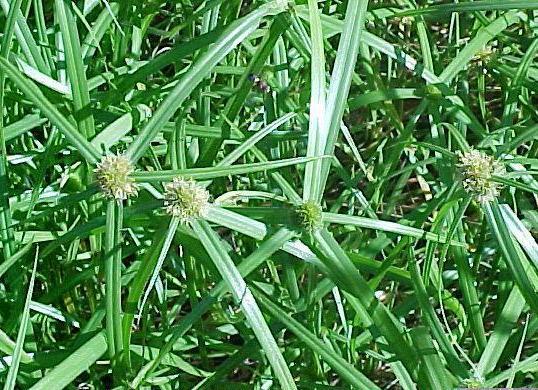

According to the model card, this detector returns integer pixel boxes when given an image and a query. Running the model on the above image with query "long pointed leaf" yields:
[192,219,297,390]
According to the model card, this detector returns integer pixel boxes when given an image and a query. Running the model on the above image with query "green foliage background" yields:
[1,0,538,388]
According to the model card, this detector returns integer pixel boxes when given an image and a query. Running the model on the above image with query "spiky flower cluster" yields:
[94,154,138,200]
[164,177,210,223]
[401,16,414,26]
[422,84,443,100]
[457,148,505,203]
[470,47,497,75]
[297,200,323,232]
[472,47,496,65]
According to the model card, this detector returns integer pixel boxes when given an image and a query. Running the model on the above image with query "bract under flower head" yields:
[164,177,210,223]
[94,154,138,200]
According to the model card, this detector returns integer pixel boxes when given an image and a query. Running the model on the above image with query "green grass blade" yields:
[4,114,47,142]
[0,57,101,163]
[3,247,38,390]
[484,353,538,388]
[217,113,295,168]
[197,13,289,166]
[90,111,135,151]
[192,219,297,390]
[501,124,538,154]
[394,1,538,17]
[0,239,34,279]
[29,332,107,390]
[408,255,467,377]
[253,286,382,390]
[449,209,487,351]
[206,206,267,240]
[501,38,538,126]
[477,286,525,376]
[104,200,124,366]
[0,0,49,74]
[136,217,180,334]
[125,6,274,163]
[348,88,420,110]
[131,156,321,182]
[131,227,296,387]
[322,212,465,246]
[302,0,326,202]
[10,55,70,95]
[55,0,95,138]
[409,327,453,390]
[484,202,538,314]
[122,227,169,368]
[81,2,119,59]
[500,204,538,270]
[312,229,419,374]
[0,328,32,364]
[0,0,24,259]
[316,0,369,202]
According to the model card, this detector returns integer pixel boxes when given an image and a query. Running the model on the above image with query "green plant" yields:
[1,0,538,388]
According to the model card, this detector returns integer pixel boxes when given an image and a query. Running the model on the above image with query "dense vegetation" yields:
[1,0,538,388]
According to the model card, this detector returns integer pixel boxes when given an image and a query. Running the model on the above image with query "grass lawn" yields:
[1,0,538,388]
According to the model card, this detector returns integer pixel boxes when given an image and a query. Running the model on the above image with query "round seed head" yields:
[164,177,210,223]
[472,46,496,65]
[402,16,413,25]
[457,148,505,203]
[422,84,443,100]
[94,154,138,200]
[297,200,323,232]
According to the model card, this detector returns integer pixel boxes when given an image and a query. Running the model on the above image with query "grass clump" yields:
[1,0,538,389]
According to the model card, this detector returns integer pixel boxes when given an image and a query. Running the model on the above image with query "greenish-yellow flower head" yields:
[457,148,505,203]
[472,46,496,65]
[164,177,210,223]
[399,16,414,26]
[94,154,138,200]
[297,200,323,232]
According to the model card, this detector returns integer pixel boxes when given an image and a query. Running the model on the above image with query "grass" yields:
[1,0,538,388]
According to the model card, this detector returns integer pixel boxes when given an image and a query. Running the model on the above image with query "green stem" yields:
[104,200,116,360]
[105,199,124,369]
[113,201,124,360]
[0,0,24,260]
